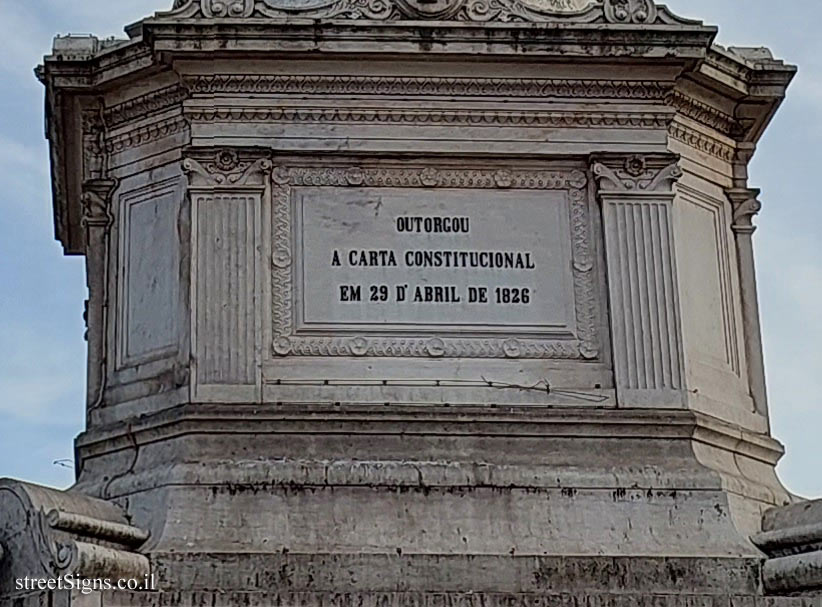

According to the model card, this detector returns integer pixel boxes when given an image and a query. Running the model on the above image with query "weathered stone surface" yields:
[1,0,811,604]
[0,481,148,598]
[753,500,822,594]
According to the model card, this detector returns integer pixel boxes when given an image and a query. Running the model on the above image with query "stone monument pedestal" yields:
[3,0,821,604]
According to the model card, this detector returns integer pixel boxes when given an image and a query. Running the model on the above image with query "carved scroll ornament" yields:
[167,0,694,23]
[591,155,682,193]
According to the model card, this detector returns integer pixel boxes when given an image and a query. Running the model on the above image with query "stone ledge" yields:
[7,590,822,607]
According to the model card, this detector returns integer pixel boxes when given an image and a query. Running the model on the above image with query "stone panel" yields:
[193,192,259,386]
[117,178,180,366]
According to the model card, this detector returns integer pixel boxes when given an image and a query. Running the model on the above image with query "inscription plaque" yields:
[295,187,574,334]
[271,166,599,359]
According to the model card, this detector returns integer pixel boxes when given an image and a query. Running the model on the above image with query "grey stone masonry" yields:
[2,0,818,604]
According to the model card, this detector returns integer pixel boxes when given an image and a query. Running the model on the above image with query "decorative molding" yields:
[183,150,273,187]
[82,106,106,181]
[184,106,672,130]
[726,187,762,235]
[105,115,189,155]
[666,91,739,137]
[104,85,190,129]
[591,155,682,193]
[166,0,698,24]
[668,121,735,163]
[271,165,600,360]
[185,75,673,100]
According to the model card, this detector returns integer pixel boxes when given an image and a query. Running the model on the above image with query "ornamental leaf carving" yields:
[166,0,695,23]
[591,156,682,193]
[183,151,273,187]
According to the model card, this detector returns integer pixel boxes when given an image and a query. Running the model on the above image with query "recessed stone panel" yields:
[118,179,180,366]
[294,187,574,334]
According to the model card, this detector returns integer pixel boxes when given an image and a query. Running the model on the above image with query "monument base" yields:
[4,406,812,603]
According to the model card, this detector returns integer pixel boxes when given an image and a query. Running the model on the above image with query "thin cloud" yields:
[0,324,84,426]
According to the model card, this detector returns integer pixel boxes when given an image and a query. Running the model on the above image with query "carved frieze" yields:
[667,121,735,163]
[185,74,672,100]
[105,116,189,155]
[666,91,740,138]
[184,106,671,130]
[104,85,190,129]
[270,165,601,360]
[167,0,695,23]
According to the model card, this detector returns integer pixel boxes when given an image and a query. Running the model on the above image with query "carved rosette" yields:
[166,0,697,23]
[270,165,600,360]
[591,155,682,193]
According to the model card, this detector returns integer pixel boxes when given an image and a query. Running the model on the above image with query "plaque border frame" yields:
[271,164,600,360]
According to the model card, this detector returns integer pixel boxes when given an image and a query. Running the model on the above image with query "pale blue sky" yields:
[0,1,819,496]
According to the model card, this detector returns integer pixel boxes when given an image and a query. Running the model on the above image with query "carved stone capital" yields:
[81,179,117,231]
[591,154,682,195]
[726,187,762,235]
[183,149,273,188]
[82,106,106,181]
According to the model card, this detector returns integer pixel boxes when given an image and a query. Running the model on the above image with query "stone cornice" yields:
[143,20,715,60]
[665,90,740,137]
